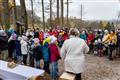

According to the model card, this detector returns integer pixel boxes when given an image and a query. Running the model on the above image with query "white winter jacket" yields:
[20,40,28,55]
[61,36,89,74]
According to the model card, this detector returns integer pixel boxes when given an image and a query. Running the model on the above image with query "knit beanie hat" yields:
[50,36,57,44]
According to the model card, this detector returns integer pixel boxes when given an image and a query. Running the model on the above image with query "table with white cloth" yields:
[0,60,44,80]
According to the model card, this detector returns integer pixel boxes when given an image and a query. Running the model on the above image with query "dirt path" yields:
[59,54,120,80]
[1,52,120,80]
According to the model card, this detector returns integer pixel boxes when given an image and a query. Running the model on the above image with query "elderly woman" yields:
[61,28,89,80]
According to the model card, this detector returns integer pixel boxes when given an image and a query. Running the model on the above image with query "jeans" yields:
[108,44,115,60]
[50,61,59,80]
[44,61,50,73]
[17,56,22,63]
[35,60,41,69]
[13,50,17,61]
[29,55,34,67]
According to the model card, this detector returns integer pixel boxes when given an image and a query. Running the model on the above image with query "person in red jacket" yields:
[63,32,69,41]
[39,31,44,44]
[52,30,58,38]
[49,36,61,80]
[87,31,95,52]
[48,29,53,36]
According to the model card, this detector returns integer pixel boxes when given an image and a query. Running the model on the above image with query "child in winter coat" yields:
[42,42,50,73]
[32,38,42,69]
[93,40,98,55]
[27,36,34,67]
[8,33,17,60]
[15,36,22,62]
[49,36,61,80]
[97,39,104,57]
[58,33,64,48]
[21,35,28,65]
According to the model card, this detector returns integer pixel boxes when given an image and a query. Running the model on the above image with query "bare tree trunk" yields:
[66,0,69,27]
[41,0,45,31]
[57,0,60,25]
[30,0,35,31]
[61,0,64,27]
[20,0,28,31]
[50,0,52,28]
[0,1,4,28]
[2,0,10,30]
[13,0,17,30]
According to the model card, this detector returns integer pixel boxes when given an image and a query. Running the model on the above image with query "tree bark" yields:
[30,0,35,31]
[57,0,60,25]
[61,0,64,27]
[50,0,52,28]
[66,0,69,27]
[41,0,45,31]
[13,0,17,30]
[0,1,4,28]
[20,0,28,31]
[2,0,10,30]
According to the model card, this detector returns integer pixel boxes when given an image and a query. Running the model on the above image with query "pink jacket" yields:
[49,44,60,62]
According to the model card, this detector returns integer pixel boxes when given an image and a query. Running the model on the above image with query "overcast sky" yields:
[16,0,120,21]
[69,0,119,20]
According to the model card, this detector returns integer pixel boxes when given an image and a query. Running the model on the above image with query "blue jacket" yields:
[80,34,87,40]
[15,40,22,56]
[42,42,50,62]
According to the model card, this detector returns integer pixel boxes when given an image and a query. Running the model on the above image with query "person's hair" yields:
[69,28,79,36]
[110,30,115,34]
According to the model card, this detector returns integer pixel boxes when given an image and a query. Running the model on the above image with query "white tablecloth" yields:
[0,60,44,80]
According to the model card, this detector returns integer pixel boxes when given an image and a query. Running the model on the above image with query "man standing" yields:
[61,28,89,80]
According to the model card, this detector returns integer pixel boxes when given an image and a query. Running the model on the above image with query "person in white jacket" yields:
[21,35,28,65]
[61,28,89,80]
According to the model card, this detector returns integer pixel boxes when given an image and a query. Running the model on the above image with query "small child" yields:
[42,42,50,73]
[8,33,17,60]
[97,39,104,57]
[21,35,28,65]
[93,40,98,55]
[58,33,64,48]
[32,38,42,69]
[27,36,34,67]
[49,36,61,80]
[16,36,22,63]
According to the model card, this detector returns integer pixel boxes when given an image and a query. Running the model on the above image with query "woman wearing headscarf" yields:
[61,28,89,80]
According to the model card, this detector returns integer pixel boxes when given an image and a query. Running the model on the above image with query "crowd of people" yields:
[0,27,120,80]
[80,29,120,60]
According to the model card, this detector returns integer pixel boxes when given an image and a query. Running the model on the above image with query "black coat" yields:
[34,32,39,38]
[33,46,42,61]
[117,32,120,45]
[0,36,8,51]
